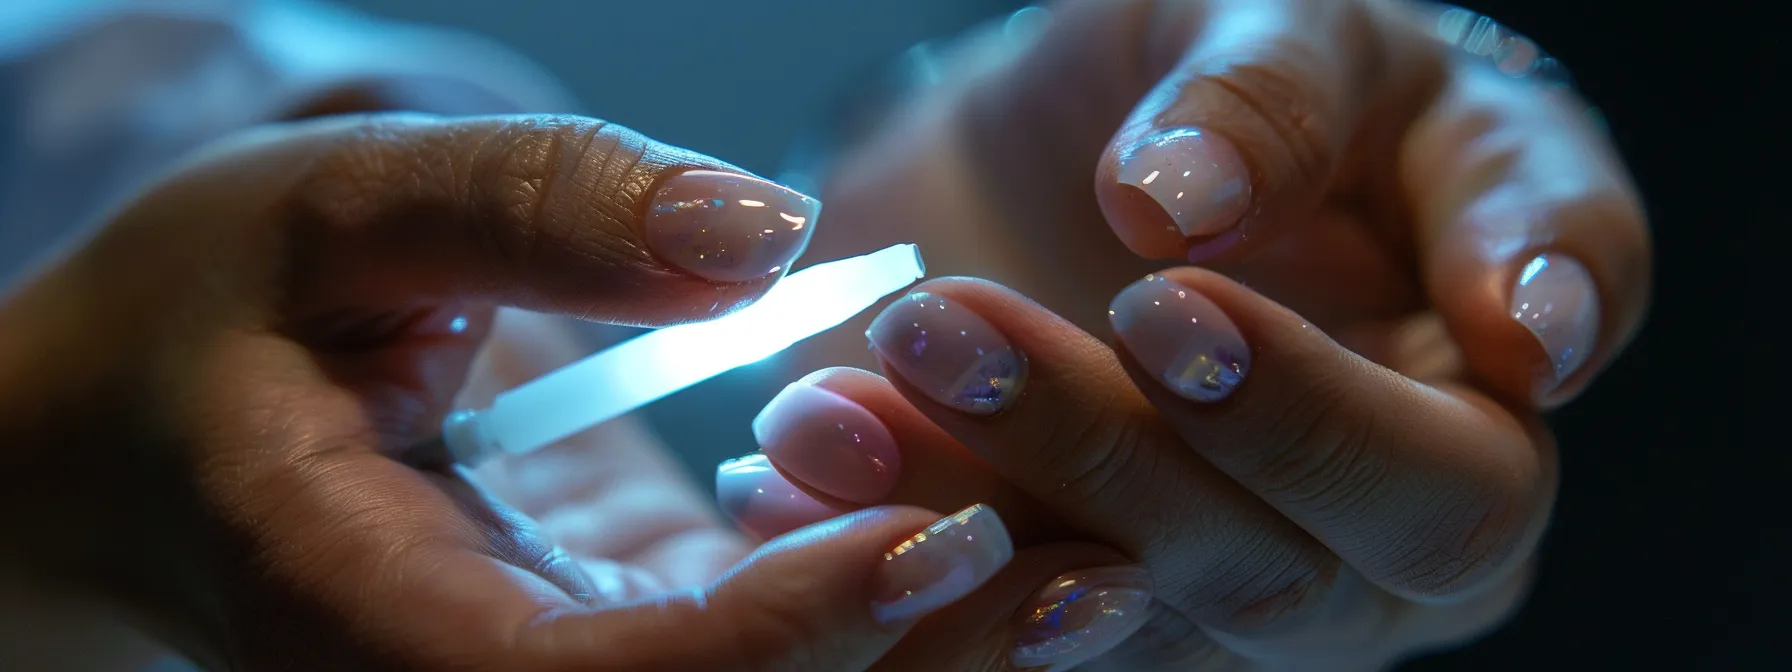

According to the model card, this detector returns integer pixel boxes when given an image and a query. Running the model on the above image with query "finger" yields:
[1077,0,1439,261]
[1400,56,1650,406]
[747,375,1162,669]
[870,545,1153,672]
[716,452,853,540]
[1106,268,1556,601]
[520,505,1014,671]
[748,367,1064,544]
[108,112,821,331]
[862,278,1343,634]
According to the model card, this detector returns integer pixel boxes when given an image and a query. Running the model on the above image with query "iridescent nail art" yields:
[1108,274,1251,403]
[866,292,1027,415]
[1012,566,1154,669]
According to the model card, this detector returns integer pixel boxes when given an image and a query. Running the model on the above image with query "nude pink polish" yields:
[715,452,844,540]
[645,170,820,283]
[753,383,902,504]
[872,504,1014,624]
[1108,274,1251,402]
[1511,253,1600,396]
[1116,129,1251,238]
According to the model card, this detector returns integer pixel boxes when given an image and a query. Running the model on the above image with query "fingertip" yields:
[715,452,847,540]
[752,380,902,504]
[1096,128,1254,260]
[1508,252,1601,406]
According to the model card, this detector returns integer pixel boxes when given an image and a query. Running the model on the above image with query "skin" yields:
[0,0,1650,669]
[765,0,1650,668]
[0,114,1112,670]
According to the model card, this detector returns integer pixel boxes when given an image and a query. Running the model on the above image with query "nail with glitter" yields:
[866,292,1027,415]
[716,452,845,540]
[645,170,821,283]
[872,504,1014,624]
[1108,275,1250,402]
[753,382,902,504]
[1510,252,1599,397]
[1012,566,1154,670]
[1116,128,1252,238]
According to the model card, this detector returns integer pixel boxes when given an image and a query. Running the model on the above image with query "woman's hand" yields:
[0,113,1105,670]
[799,0,1646,407]
[746,0,1651,669]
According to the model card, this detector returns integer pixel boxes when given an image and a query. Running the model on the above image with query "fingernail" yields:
[866,292,1026,415]
[1109,274,1250,402]
[872,503,1014,624]
[1511,253,1600,394]
[753,383,902,504]
[1012,566,1155,670]
[1116,129,1251,238]
[646,170,821,283]
[716,452,844,539]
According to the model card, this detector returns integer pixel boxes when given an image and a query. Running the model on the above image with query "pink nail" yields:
[1012,566,1155,670]
[872,504,1014,624]
[646,170,820,283]
[866,292,1027,415]
[1116,129,1251,238]
[1108,274,1250,402]
[715,452,844,539]
[754,383,902,504]
[1511,253,1599,396]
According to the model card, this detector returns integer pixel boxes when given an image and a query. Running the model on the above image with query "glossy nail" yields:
[1511,253,1600,394]
[866,292,1026,415]
[754,383,902,503]
[716,452,843,539]
[873,504,1014,624]
[1116,129,1251,238]
[1012,566,1155,670]
[646,170,820,283]
[1109,275,1250,402]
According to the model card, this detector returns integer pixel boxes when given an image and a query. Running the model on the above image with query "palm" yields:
[460,310,753,600]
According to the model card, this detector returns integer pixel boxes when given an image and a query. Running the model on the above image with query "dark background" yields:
[331,0,1767,668]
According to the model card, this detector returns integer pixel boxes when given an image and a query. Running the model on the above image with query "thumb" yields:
[519,505,1013,671]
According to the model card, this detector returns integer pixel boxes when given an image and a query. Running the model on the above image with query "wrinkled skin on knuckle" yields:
[1171,534,1341,633]
[1192,40,1343,189]
[1371,476,1535,600]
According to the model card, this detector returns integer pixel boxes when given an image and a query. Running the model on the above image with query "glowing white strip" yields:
[443,244,926,464]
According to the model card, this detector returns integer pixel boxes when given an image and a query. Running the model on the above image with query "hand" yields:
[799,0,1645,406]
[0,113,1105,670]
[748,0,1650,668]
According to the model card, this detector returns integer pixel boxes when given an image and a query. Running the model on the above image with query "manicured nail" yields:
[1109,274,1250,402]
[1511,253,1599,394]
[646,170,820,283]
[1012,566,1155,670]
[872,504,1014,624]
[1116,129,1251,238]
[716,452,843,539]
[753,383,902,504]
[866,292,1026,415]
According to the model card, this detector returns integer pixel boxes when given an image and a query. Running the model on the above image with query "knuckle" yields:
[1195,40,1342,185]
[463,117,657,281]
[1374,478,1535,598]
[1176,540,1341,632]
[287,116,448,234]
[1023,386,1164,517]
[1237,365,1382,508]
